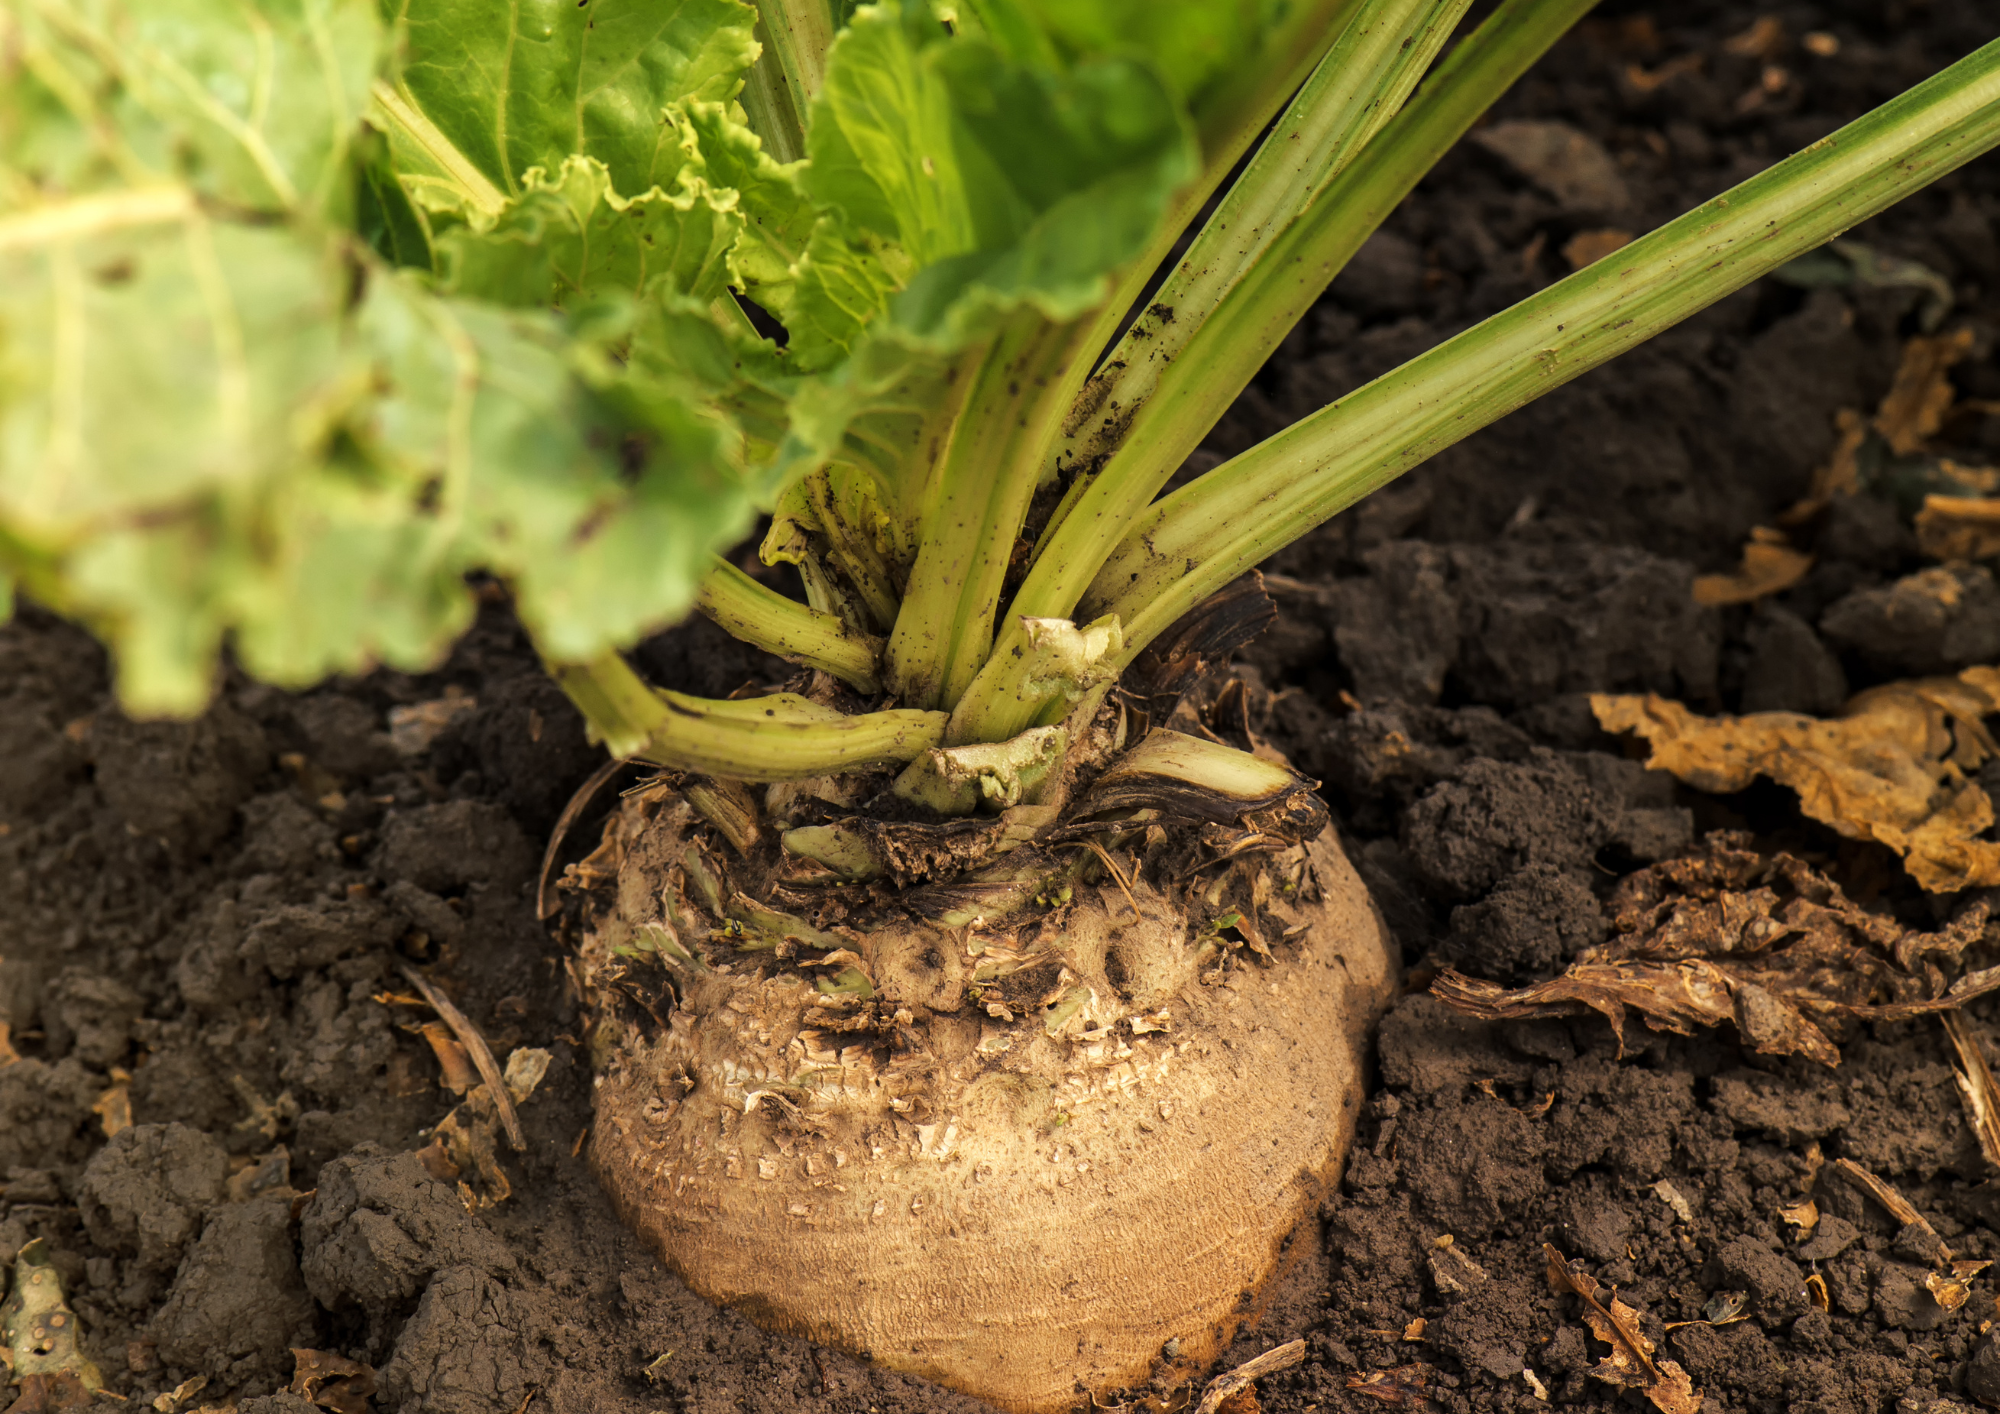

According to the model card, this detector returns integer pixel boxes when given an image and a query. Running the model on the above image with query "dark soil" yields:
[7,3,2000,1413]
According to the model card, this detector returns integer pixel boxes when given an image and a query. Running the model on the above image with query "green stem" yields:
[739,0,841,164]
[694,557,884,693]
[1009,0,1368,517]
[1087,35,2000,667]
[1047,0,1470,488]
[802,468,901,629]
[881,313,1082,709]
[952,0,1594,745]
[549,652,946,780]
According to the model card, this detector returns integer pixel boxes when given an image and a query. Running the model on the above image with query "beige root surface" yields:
[581,796,1396,1413]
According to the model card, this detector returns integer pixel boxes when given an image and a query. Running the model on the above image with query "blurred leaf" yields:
[0,0,380,217]
[1690,526,1812,606]
[953,0,1290,123]
[1875,327,1974,456]
[1775,238,1955,332]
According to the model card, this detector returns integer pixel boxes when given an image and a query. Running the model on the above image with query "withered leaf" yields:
[290,1348,376,1414]
[1344,1364,1430,1406]
[1436,834,1999,1065]
[1876,328,1975,455]
[1544,1246,1700,1414]
[1915,492,2000,562]
[1701,1291,1749,1326]
[1593,667,2000,892]
[2,1372,96,1414]
[1691,528,1813,606]
[413,1047,554,1210]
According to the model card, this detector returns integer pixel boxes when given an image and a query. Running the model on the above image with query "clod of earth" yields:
[1593,666,2000,891]
[1433,832,2000,1065]
[565,699,1396,1412]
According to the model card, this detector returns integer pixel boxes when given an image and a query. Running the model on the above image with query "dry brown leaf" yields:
[1943,1012,2000,1173]
[417,1021,478,1095]
[150,1374,207,1414]
[1691,527,1813,605]
[91,1069,131,1138]
[412,1046,552,1210]
[1593,667,2000,892]
[1781,408,1870,524]
[290,1348,376,1414]
[1916,494,2000,561]
[1435,834,2000,1064]
[1779,1199,1820,1232]
[1544,1246,1700,1414]
[1563,228,1634,270]
[1925,1266,1987,1313]
[1877,328,1975,455]
[1806,1274,1830,1311]
[1345,1365,1430,1406]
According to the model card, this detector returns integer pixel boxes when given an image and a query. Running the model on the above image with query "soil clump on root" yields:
[7,2,2000,1412]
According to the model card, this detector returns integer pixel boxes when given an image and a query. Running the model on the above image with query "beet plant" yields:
[2,0,1997,1407]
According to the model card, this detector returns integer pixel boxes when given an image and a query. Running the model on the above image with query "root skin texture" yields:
[577,778,1396,1412]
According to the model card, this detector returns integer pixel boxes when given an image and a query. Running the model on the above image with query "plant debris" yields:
[1433,833,1999,1064]
[1915,494,2000,561]
[1874,327,1975,456]
[1543,1244,1700,1414]
[401,966,525,1150]
[1830,1158,1947,1253]
[1943,1012,2000,1171]
[414,1046,554,1209]
[150,1374,207,1413]
[1593,667,2000,891]
[2,1240,102,1414]
[1774,239,1956,332]
[1690,526,1813,605]
[91,1068,131,1138]
[290,1348,376,1414]
[1190,1340,1304,1414]
[1344,1364,1430,1406]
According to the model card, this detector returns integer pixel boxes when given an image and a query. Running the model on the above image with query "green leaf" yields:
[436,153,741,307]
[1,0,380,217]
[0,189,757,711]
[954,0,1289,120]
[384,0,762,201]
[676,98,904,370]
[803,1,1197,345]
